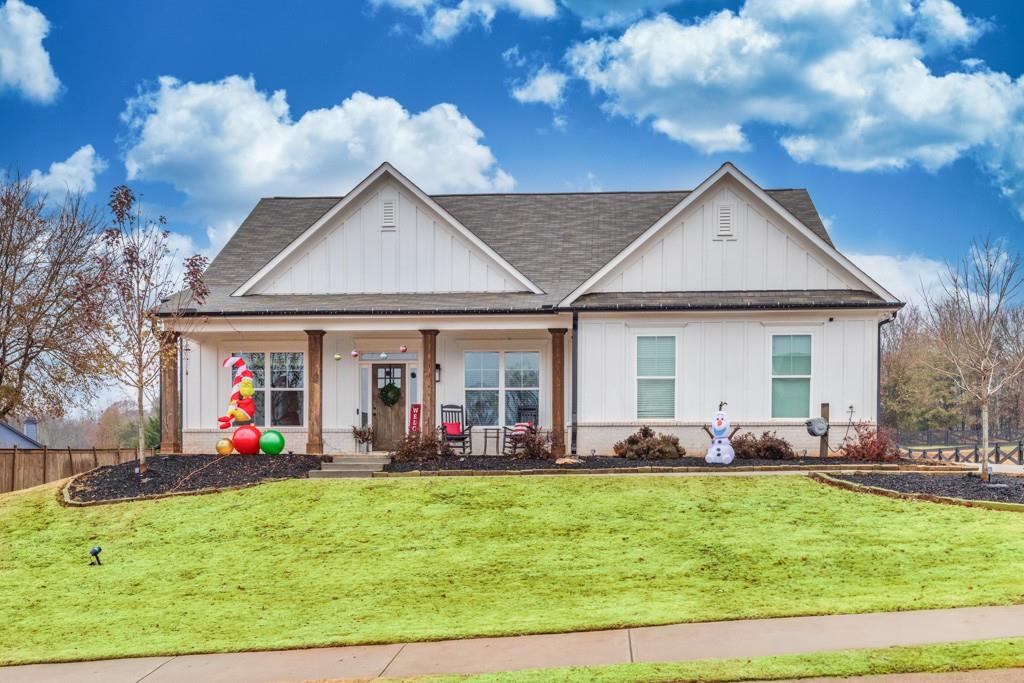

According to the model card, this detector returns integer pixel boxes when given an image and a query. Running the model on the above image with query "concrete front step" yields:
[328,457,391,466]
[321,462,385,472]
[308,469,374,479]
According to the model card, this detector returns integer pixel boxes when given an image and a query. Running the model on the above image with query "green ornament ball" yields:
[260,429,286,455]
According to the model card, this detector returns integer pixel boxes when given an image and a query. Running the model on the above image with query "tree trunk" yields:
[981,399,990,482]
[137,381,146,474]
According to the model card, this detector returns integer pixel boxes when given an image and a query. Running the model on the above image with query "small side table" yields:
[483,427,500,455]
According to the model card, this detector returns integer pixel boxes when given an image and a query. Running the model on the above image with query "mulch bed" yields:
[384,455,915,472]
[832,472,1024,504]
[66,454,322,503]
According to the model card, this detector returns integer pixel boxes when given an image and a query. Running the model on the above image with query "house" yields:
[0,418,43,449]
[158,162,902,456]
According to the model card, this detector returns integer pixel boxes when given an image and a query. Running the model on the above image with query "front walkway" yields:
[5,604,1024,682]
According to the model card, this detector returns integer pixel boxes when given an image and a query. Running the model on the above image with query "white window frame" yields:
[461,344,544,428]
[769,332,813,419]
[219,341,307,429]
[631,332,678,420]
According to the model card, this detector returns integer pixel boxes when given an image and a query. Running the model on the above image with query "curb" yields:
[808,471,1024,513]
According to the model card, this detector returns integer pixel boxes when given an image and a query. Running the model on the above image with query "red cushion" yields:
[443,421,462,436]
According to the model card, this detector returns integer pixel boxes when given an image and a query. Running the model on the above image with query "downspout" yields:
[571,311,579,455]
[877,312,897,429]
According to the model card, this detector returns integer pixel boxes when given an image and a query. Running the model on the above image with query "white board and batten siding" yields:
[578,313,879,426]
[251,179,527,295]
[592,181,859,293]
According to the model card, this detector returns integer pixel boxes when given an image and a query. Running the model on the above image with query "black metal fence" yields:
[901,442,1024,465]
[894,428,1021,447]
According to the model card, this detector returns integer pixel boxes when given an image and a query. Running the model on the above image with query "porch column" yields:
[305,330,325,454]
[549,328,567,457]
[159,332,181,454]
[421,329,439,434]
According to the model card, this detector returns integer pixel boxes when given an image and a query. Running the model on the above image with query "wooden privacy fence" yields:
[901,442,1024,466]
[0,447,152,494]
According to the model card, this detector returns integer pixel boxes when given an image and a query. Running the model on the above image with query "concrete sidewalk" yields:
[4,604,1024,682]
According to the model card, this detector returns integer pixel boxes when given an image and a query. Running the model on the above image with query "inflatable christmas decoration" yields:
[219,357,256,430]
[704,403,739,465]
[215,356,286,455]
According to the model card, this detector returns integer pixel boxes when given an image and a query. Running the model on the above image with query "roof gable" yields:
[559,164,898,306]
[233,163,541,296]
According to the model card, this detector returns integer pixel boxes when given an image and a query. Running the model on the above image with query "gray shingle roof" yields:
[177,186,886,317]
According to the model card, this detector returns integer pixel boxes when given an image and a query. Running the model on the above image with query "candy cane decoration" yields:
[218,356,255,429]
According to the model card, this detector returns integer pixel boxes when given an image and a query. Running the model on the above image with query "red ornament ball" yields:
[232,425,262,455]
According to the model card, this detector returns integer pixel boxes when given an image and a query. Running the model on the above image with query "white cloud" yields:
[552,113,568,130]
[567,0,1024,218]
[560,1,680,29]
[511,64,569,107]
[28,145,107,196]
[502,45,526,67]
[847,251,944,306]
[0,0,60,103]
[371,0,556,42]
[120,75,515,252]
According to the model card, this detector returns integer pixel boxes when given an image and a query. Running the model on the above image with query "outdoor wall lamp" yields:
[435,363,441,383]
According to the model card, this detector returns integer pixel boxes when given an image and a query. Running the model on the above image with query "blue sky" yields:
[2,0,1024,303]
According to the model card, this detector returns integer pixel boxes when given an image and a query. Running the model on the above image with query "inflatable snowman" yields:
[705,409,735,465]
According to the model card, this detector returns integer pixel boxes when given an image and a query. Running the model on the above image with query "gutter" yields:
[571,311,579,455]
[877,312,898,427]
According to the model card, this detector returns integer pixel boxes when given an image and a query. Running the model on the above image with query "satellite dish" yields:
[805,417,829,437]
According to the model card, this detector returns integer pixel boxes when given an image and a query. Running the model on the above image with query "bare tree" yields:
[0,175,110,420]
[922,238,1024,479]
[100,186,208,471]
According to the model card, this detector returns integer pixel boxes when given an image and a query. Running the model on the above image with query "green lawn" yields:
[401,638,1024,683]
[2,475,1024,666]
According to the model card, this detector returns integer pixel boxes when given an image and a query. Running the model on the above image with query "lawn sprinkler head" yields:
[89,546,102,566]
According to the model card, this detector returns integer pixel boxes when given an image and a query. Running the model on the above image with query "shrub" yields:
[613,425,686,460]
[389,430,453,463]
[732,431,796,460]
[843,422,900,461]
[506,430,553,460]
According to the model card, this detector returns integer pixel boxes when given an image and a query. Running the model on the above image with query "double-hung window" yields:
[464,351,540,426]
[231,351,305,427]
[771,335,811,418]
[636,336,675,419]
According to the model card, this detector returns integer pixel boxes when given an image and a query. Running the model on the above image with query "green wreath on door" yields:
[379,382,401,406]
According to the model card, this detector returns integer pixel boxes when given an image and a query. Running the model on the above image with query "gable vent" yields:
[716,204,734,238]
[382,199,397,229]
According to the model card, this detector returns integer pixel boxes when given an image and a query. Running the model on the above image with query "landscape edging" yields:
[58,469,295,508]
[808,471,1024,513]
[373,462,973,478]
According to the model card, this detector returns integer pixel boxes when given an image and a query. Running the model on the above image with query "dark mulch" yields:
[384,455,912,472]
[833,473,1024,504]
[67,454,322,503]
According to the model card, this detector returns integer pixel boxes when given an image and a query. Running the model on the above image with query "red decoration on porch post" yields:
[409,404,422,433]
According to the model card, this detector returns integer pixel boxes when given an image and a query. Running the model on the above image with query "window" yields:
[636,336,675,419]
[771,335,811,418]
[464,351,540,426]
[231,351,305,427]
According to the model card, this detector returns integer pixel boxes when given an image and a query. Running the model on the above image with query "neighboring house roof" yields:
[168,164,899,317]
[0,421,43,448]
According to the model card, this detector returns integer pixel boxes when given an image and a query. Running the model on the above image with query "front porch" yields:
[162,315,572,458]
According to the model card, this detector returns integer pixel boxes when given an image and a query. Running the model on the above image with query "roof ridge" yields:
[262,188,809,201]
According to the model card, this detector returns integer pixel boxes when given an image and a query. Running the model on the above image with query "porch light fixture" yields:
[435,363,441,383]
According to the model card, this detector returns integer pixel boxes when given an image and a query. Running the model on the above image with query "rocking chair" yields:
[440,404,473,455]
